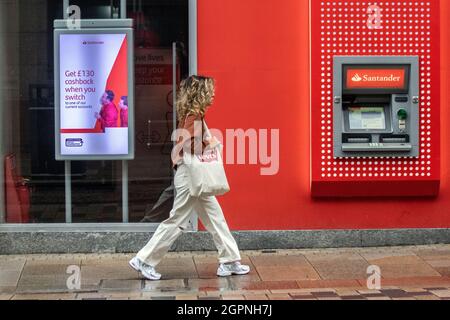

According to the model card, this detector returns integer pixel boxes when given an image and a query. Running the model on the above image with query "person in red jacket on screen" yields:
[95,90,118,131]
[119,96,128,128]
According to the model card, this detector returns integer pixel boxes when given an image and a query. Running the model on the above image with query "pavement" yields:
[1,244,450,300]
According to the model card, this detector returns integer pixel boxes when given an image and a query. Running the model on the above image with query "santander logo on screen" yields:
[351,74,363,82]
[82,40,105,45]
[347,68,405,89]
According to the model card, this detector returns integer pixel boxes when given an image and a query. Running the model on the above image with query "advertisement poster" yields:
[58,33,129,157]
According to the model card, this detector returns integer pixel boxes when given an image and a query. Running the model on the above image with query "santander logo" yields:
[351,73,401,83]
[347,68,405,89]
[351,74,363,82]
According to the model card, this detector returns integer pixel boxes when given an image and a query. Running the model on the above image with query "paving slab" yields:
[11,293,77,300]
[250,254,311,266]
[76,292,110,300]
[0,286,16,294]
[0,270,23,287]
[434,267,450,277]
[361,251,442,278]
[106,292,142,300]
[100,279,143,291]
[373,276,450,287]
[0,294,13,300]
[142,290,203,298]
[429,289,450,298]
[17,260,82,293]
[290,294,316,300]
[0,258,26,271]
[81,254,133,265]
[413,247,450,260]
[414,295,441,300]
[158,267,198,279]
[256,265,320,281]
[150,257,199,279]
[205,290,223,297]
[80,264,139,287]
[377,263,441,278]
[157,257,196,268]
[401,287,429,293]
[187,278,230,291]
[143,279,186,291]
[378,289,414,298]
[221,295,245,300]
[424,259,450,268]
[304,253,370,280]
[297,279,362,289]
[222,289,271,295]
[268,293,292,300]
[25,256,81,266]
[270,288,322,294]
[229,280,300,291]
[334,289,361,296]
[175,294,199,300]
[21,263,75,276]
[16,274,73,293]
[244,294,268,300]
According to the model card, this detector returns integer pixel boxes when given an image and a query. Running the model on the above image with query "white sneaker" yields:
[141,263,162,281]
[217,261,250,277]
[128,257,142,272]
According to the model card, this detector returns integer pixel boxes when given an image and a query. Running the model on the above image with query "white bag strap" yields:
[203,120,212,139]
[182,112,216,148]
[183,112,211,139]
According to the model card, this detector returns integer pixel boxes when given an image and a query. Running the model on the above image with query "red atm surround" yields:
[310,0,440,197]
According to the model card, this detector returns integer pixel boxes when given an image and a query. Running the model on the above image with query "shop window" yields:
[0,0,189,224]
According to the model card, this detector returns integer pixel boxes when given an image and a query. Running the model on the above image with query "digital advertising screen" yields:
[54,21,134,160]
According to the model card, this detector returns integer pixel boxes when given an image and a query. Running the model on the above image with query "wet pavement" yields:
[1,244,450,300]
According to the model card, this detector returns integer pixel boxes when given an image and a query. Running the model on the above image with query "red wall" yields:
[197,0,450,230]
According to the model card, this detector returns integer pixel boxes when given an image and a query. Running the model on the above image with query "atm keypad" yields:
[397,109,408,132]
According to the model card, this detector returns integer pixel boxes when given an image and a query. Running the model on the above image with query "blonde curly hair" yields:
[176,75,215,121]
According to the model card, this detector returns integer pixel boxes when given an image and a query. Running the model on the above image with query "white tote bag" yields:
[183,121,230,197]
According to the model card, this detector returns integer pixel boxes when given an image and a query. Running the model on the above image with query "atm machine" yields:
[333,56,419,158]
[310,0,439,198]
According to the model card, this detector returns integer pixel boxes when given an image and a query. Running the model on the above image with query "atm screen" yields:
[348,107,386,130]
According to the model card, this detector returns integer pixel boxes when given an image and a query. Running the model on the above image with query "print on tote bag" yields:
[197,148,219,163]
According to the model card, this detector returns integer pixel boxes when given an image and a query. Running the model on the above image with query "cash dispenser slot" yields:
[342,134,372,144]
[342,143,412,152]
[380,134,409,143]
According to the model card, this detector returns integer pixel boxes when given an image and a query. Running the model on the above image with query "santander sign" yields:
[346,68,405,89]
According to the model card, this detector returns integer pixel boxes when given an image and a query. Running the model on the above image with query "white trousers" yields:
[136,164,242,267]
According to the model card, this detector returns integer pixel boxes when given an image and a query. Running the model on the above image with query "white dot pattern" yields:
[316,0,435,180]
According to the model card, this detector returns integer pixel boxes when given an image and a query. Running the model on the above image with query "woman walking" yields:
[129,75,250,280]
